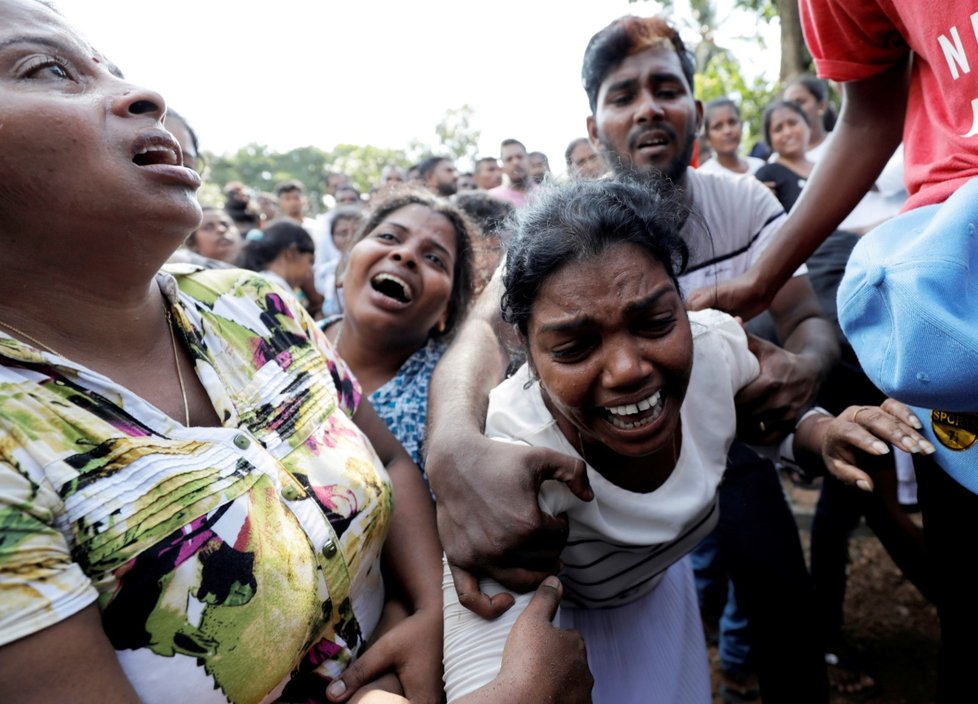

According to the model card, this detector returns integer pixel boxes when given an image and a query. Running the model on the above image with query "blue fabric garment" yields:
[369,337,446,475]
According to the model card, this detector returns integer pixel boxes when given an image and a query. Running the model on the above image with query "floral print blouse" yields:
[0,266,393,703]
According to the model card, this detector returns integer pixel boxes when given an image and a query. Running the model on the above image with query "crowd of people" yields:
[1,0,973,703]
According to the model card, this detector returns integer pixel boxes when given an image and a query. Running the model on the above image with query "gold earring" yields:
[437,320,446,334]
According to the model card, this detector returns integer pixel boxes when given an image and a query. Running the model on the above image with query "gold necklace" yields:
[0,307,191,427]
[164,305,191,426]
[0,317,65,358]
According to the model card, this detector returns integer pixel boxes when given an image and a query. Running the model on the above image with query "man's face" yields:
[278,189,306,218]
[529,154,549,184]
[501,144,529,187]
[429,159,458,197]
[587,45,701,184]
[474,160,502,190]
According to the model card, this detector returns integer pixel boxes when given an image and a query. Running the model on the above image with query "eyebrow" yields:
[535,287,674,335]
[604,71,687,95]
[0,34,121,75]
[382,221,455,259]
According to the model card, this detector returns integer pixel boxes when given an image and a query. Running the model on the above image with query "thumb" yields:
[517,575,564,624]
[326,640,394,702]
[533,447,592,502]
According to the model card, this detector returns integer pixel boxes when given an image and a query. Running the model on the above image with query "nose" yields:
[390,244,418,270]
[110,83,168,122]
[602,337,653,389]
[634,89,664,124]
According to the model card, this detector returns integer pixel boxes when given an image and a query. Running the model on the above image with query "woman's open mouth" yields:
[370,273,414,303]
[600,389,664,430]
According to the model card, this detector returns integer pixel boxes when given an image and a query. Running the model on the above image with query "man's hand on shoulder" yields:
[426,431,591,619]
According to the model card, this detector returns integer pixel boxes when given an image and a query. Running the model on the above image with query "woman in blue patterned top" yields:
[323,192,476,475]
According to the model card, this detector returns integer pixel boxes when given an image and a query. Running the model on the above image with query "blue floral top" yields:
[320,317,444,476]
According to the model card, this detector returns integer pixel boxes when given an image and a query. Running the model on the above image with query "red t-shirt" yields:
[801,0,978,210]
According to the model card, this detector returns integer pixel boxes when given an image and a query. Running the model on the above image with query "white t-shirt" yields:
[697,155,766,177]
[678,167,801,295]
[442,309,759,701]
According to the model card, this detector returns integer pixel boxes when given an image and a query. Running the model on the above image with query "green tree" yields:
[324,144,410,194]
[434,105,481,167]
[630,0,811,83]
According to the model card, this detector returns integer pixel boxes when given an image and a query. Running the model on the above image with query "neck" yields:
[0,223,183,363]
[334,318,421,395]
[265,258,292,287]
[573,422,682,494]
[777,153,812,175]
[716,152,745,172]
[808,128,826,150]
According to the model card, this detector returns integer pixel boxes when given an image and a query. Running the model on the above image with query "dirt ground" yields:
[708,477,940,704]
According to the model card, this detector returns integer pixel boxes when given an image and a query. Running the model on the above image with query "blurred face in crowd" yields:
[570,141,606,179]
[501,143,529,187]
[278,188,306,219]
[529,153,550,184]
[428,159,458,197]
[783,82,825,145]
[189,209,238,261]
[332,215,360,253]
[767,105,810,161]
[457,173,478,192]
[704,104,743,159]
[474,159,502,190]
[335,186,361,206]
[382,165,406,186]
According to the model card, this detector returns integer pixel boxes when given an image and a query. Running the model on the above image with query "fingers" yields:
[532,448,592,502]
[880,397,924,429]
[845,405,936,455]
[825,456,876,493]
[517,576,563,624]
[327,639,394,702]
[450,563,515,620]
[685,285,716,312]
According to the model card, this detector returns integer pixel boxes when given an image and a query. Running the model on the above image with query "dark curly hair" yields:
[502,178,690,336]
[582,15,695,114]
[345,189,476,339]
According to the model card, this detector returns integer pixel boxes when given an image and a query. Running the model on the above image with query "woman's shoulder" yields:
[486,365,562,445]
[688,309,760,390]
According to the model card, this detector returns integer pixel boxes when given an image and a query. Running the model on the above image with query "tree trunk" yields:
[778,0,812,82]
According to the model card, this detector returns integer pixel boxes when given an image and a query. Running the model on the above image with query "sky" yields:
[54,0,779,178]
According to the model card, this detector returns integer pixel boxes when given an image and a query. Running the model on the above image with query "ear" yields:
[432,306,450,336]
[586,115,599,147]
[694,99,704,133]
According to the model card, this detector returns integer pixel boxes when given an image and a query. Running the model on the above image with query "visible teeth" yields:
[606,390,661,417]
[373,273,414,301]
[136,144,179,165]
[608,412,658,430]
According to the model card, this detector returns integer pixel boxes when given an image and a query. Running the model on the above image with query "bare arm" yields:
[328,401,444,704]
[0,605,141,704]
[735,275,839,443]
[425,269,591,617]
[688,57,911,319]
